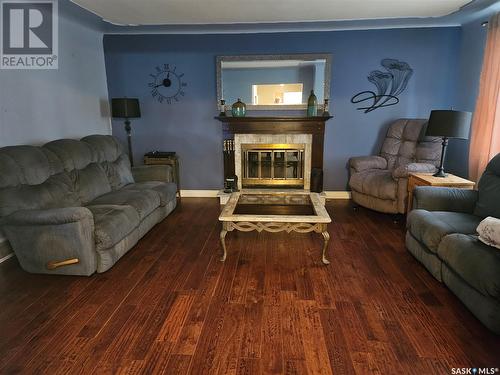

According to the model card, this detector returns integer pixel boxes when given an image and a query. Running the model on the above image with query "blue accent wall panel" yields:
[0,0,110,147]
[104,28,461,190]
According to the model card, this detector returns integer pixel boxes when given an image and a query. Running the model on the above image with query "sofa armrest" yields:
[3,206,93,226]
[349,156,387,173]
[413,186,478,213]
[392,163,437,179]
[1,207,97,275]
[132,165,173,183]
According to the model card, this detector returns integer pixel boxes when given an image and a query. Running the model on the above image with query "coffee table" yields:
[218,190,332,264]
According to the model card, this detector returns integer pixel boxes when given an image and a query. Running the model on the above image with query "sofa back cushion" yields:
[380,119,441,170]
[44,139,111,204]
[474,153,500,219]
[71,163,111,204]
[81,135,134,190]
[0,146,79,217]
[0,173,78,217]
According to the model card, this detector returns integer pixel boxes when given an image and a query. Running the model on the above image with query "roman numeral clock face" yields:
[148,64,187,104]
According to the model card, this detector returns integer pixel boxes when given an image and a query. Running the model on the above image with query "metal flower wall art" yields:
[351,59,413,113]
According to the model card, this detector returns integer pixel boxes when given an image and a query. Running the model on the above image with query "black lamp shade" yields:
[111,98,141,119]
[426,110,472,139]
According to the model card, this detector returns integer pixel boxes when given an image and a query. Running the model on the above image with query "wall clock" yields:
[148,64,187,104]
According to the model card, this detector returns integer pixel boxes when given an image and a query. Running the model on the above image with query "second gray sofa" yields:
[406,154,500,333]
[0,135,177,276]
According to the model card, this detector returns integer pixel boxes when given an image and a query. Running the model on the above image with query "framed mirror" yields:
[216,53,331,111]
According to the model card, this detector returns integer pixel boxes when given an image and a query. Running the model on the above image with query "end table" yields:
[144,155,181,198]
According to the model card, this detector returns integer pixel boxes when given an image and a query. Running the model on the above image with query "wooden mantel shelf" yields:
[215,116,333,123]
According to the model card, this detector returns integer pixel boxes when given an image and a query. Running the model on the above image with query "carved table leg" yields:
[321,229,330,265]
[220,223,228,262]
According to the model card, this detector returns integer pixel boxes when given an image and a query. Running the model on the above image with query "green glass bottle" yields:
[231,98,246,117]
[307,90,317,117]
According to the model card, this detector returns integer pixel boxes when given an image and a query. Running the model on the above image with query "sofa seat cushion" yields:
[123,182,177,207]
[438,233,500,300]
[87,205,140,250]
[349,170,397,200]
[89,189,160,220]
[407,210,482,253]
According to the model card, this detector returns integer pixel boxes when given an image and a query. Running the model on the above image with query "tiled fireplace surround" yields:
[216,116,332,194]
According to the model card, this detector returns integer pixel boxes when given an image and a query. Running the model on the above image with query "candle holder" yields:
[323,99,330,117]
[219,99,226,117]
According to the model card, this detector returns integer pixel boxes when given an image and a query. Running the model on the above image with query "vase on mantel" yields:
[307,90,318,117]
[231,98,246,117]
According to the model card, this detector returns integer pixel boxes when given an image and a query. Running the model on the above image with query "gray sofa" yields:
[406,154,500,333]
[349,119,442,214]
[0,135,177,276]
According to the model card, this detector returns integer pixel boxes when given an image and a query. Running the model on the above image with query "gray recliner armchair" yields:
[349,119,442,214]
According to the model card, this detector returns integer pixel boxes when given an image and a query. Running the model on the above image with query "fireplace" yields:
[241,143,305,188]
[216,116,332,192]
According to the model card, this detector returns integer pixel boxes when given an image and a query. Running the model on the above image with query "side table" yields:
[407,172,475,213]
[144,155,181,198]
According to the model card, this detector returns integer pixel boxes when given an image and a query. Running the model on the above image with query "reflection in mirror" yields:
[217,54,331,110]
[253,83,304,105]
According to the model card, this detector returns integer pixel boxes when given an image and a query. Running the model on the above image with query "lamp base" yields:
[433,137,449,178]
[124,119,133,167]
[433,169,448,178]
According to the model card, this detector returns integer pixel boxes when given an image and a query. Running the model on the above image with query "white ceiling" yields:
[71,0,473,26]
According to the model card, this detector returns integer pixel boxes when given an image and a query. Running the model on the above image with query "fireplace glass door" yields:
[242,144,305,187]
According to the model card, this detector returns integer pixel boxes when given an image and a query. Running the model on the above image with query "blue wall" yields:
[104,28,461,190]
[0,0,110,147]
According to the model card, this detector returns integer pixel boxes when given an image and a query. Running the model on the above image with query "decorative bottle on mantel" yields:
[307,90,318,117]
[231,98,246,117]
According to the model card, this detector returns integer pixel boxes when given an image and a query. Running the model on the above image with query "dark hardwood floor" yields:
[0,198,499,374]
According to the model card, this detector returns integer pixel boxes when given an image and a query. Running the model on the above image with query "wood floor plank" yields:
[319,308,357,375]
[296,300,333,375]
[261,304,284,374]
[237,357,262,375]
[171,255,223,356]
[163,354,192,375]
[281,303,305,361]
[239,301,264,359]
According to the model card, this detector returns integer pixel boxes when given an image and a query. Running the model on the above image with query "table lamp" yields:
[425,110,472,177]
[111,98,141,166]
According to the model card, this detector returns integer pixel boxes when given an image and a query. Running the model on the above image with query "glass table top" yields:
[233,193,314,216]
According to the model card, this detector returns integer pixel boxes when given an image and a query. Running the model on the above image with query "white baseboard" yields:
[181,189,351,199]
[324,191,352,199]
[180,190,219,197]
[0,253,14,264]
